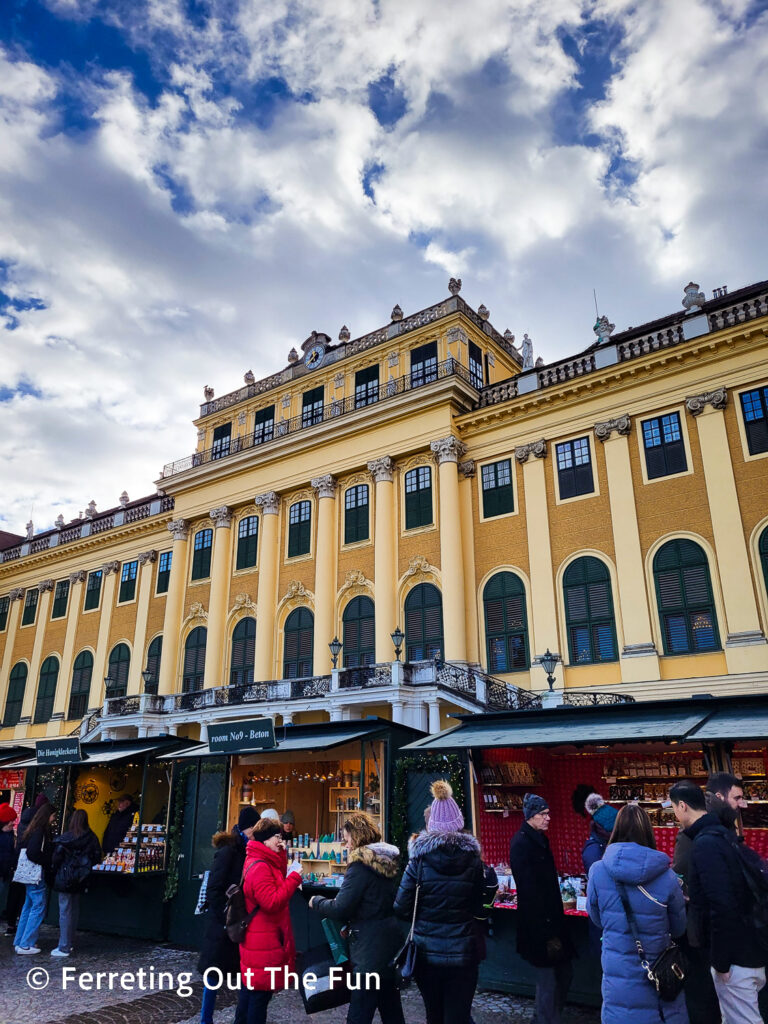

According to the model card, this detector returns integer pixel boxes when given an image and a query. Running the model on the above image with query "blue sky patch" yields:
[0,379,43,401]
[362,161,385,201]
[368,67,407,127]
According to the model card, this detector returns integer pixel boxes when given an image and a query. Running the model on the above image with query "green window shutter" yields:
[34,656,59,724]
[653,540,720,655]
[183,627,207,692]
[156,551,172,594]
[563,557,617,664]
[192,529,213,580]
[230,617,256,684]
[68,651,93,719]
[106,643,131,698]
[4,663,28,727]
[236,516,259,569]
[283,608,314,678]
[483,572,529,672]
[404,584,444,661]
[51,580,70,619]
[84,571,102,611]
[342,596,375,667]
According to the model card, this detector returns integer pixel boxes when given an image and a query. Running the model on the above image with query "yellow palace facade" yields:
[1,278,767,745]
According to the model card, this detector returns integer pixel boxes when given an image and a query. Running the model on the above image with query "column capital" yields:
[458,460,476,479]
[101,561,120,576]
[167,518,189,540]
[430,435,467,464]
[515,438,548,463]
[311,474,337,499]
[594,414,631,442]
[686,386,728,417]
[367,456,394,483]
[138,549,158,566]
[254,491,280,515]
[9,587,24,601]
[209,505,232,528]
[37,579,55,593]
[68,570,87,586]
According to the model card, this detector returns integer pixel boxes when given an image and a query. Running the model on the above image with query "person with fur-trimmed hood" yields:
[394,780,485,1024]
[310,811,406,1024]
[197,806,260,1024]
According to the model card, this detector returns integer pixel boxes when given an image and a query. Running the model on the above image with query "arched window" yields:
[3,663,27,727]
[191,528,213,580]
[231,618,256,685]
[342,597,375,667]
[483,573,529,672]
[653,540,720,655]
[760,526,768,601]
[283,608,314,679]
[563,557,618,664]
[106,643,131,698]
[404,584,444,661]
[34,656,59,724]
[68,650,93,720]
[144,636,163,694]
[183,627,207,693]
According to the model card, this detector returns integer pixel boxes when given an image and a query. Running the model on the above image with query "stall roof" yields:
[176,718,421,758]
[400,695,768,752]
[0,746,34,766]
[1,736,197,768]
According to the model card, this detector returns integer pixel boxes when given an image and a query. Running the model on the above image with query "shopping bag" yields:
[13,849,42,886]
[296,944,351,1014]
[321,918,350,964]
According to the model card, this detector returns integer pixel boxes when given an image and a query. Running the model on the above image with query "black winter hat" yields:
[238,806,260,831]
[252,818,282,843]
[523,792,550,821]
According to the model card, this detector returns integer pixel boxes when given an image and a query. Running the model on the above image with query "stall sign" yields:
[0,770,25,789]
[208,718,276,754]
[36,737,82,764]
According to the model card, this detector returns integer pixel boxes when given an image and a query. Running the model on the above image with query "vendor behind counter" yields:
[101,796,139,855]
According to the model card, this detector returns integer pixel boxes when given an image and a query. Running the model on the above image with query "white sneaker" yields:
[16,946,41,955]
[51,948,70,957]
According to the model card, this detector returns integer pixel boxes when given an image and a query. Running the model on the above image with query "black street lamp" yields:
[104,675,114,696]
[141,669,155,694]
[328,636,343,669]
[390,626,405,662]
[537,649,561,691]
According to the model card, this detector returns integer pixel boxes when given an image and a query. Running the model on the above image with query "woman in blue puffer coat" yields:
[587,803,688,1024]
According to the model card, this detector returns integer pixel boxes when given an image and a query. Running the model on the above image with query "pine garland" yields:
[391,753,465,860]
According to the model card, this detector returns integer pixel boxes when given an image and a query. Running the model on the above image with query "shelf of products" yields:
[478,762,542,786]
[94,824,166,874]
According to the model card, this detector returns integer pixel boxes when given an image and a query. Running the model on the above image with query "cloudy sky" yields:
[1,0,766,536]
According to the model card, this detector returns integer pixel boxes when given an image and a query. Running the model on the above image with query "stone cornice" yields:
[311,474,337,499]
[209,506,233,528]
[430,435,467,464]
[367,456,394,483]
[686,386,728,417]
[515,439,548,463]
[254,492,280,515]
[594,414,631,442]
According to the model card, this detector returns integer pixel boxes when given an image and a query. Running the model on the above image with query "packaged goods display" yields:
[94,823,167,874]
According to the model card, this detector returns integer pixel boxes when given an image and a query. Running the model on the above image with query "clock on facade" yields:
[304,342,326,369]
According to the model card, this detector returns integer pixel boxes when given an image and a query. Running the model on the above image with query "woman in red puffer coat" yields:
[237,817,304,1024]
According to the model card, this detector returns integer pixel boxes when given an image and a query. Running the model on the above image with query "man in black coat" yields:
[509,793,573,1024]
[101,795,138,856]
[676,782,767,1024]
[197,806,260,1024]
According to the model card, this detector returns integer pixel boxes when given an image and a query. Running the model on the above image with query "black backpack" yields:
[224,861,258,944]
[54,844,93,893]
[735,842,768,955]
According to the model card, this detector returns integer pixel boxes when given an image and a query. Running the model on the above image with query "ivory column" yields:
[312,475,338,675]
[204,507,233,687]
[127,551,157,696]
[17,580,55,729]
[86,562,119,712]
[458,460,480,664]
[594,416,660,682]
[687,388,768,672]
[431,436,468,662]
[254,492,280,681]
[158,520,189,695]
[368,457,397,663]
[517,440,564,688]
[0,588,24,711]
[52,571,86,722]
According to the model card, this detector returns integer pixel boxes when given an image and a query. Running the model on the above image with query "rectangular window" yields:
[344,485,370,543]
[481,459,514,517]
[288,501,312,557]
[0,595,9,631]
[119,560,138,603]
[84,570,102,611]
[253,404,275,446]
[51,580,70,619]
[410,342,438,388]
[740,387,768,455]
[22,588,39,625]
[236,516,259,570]
[156,551,172,594]
[556,437,595,499]
[355,365,379,408]
[642,412,688,479]
[302,386,324,427]
[211,422,231,460]
[405,466,433,529]
[469,341,484,389]
[191,530,213,580]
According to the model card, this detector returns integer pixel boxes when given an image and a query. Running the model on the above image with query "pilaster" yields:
[204,507,234,687]
[53,571,86,720]
[686,389,768,672]
[430,436,468,662]
[86,562,119,712]
[158,520,189,695]
[368,457,397,662]
[19,581,55,724]
[458,459,479,663]
[127,551,157,696]
[311,476,338,675]
[254,493,280,681]
[0,590,24,715]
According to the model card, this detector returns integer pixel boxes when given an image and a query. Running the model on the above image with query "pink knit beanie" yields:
[426,780,464,833]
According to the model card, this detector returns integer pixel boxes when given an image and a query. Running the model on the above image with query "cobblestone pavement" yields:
[0,925,600,1024]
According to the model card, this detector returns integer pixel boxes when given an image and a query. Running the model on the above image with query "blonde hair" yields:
[342,811,381,849]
